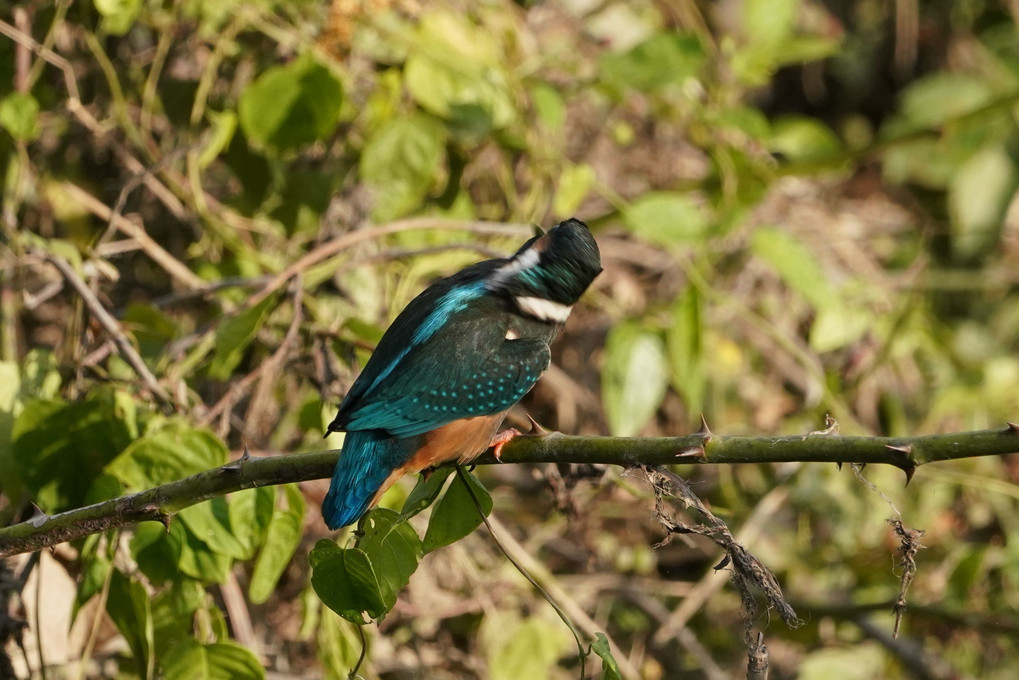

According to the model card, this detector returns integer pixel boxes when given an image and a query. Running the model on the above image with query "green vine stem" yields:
[1,424,1017,558]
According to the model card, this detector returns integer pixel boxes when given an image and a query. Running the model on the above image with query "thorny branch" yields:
[1,424,1019,558]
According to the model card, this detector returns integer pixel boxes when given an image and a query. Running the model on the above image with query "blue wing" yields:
[339,333,551,436]
[329,276,553,437]
[331,260,500,420]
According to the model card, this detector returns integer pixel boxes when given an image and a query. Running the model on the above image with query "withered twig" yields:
[42,252,172,405]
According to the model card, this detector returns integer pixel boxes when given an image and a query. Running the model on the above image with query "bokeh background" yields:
[2,0,1019,678]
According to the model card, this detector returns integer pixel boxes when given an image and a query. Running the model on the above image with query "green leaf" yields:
[0,92,41,142]
[163,639,264,680]
[948,144,1018,260]
[591,633,623,680]
[359,115,446,221]
[249,484,305,604]
[602,323,669,437]
[403,12,515,134]
[95,0,141,35]
[177,522,233,583]
[769,116,843,164]
[208,297,274,380]
[711,106,771,141]
[309,540,387,624]
[122,303,181,359]
[667,287,705,415]
[131,521,186,585]
[743,0,798,47]
[106,423,228,489]
[272,170,335,235]
[311,509,422,623]
[554,163,596,219]
[150,577,206,647]
[178,497,251,561]
[600,33,705,92]
[799,644,884,680]
[316,607,367,678]
[623,192,709,248]
[75,553,112,617]
[422,470,491,553]
[897,73,993,131]
[197,110,237,169]
[18,349,62,400]
[489,617,570,680]
[356,509,423,605]
[773,35,841,67]
[238,54,343,151]
[809,306,870,353]
[107,570,154,678]
[751,226,834,308]
[399,466,453,520]
[12,391,135,512]
[732,0,835,85]
[531,83,565,131]
[229,486,276,561]
[0,361,24,504]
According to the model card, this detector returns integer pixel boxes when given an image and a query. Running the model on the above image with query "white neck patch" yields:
[487,247,540,290]
[515,296,572,323]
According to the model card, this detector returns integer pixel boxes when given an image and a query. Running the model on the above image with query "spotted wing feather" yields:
[337,328,551,437]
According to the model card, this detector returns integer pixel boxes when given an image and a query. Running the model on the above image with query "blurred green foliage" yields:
[2,0,1019,678]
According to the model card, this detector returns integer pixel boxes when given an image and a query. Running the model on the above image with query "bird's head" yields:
[487,218,602,322]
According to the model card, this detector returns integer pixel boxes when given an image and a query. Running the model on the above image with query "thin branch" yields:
[1,425,1018,559]
[0,450,337,559]
[40,252,173,405]
[199,278,304,428]
[247,219,533,307]
[59,182,203,291]
[482,513,641,680]
[851,615,960,680]
[787,598,1019,635]
[488,424,1019,478]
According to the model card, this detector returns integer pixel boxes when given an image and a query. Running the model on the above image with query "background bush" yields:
[2,0,1019,678]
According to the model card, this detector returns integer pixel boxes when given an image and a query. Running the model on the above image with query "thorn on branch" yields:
[27,504,49,529]
[1006,422,1019,435]
[902,464,916,486]
[882,444,916,484]
[525,414,548,436]
[809,414,840,436]
[676,446,706,460]
[696,414,713,441]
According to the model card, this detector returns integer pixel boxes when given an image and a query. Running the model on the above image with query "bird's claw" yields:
[490,428,523,462]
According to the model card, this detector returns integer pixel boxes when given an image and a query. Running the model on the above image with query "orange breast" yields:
[408,414,506,470]
[368,414,507,509]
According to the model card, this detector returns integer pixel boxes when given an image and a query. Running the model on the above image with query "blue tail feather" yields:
[322,430,416,530]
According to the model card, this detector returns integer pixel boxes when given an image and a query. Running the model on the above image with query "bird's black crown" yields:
[490,218,602,305]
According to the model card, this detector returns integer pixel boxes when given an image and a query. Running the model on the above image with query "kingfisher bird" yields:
[322,218,602,529]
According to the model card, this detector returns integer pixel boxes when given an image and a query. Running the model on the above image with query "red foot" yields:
[490,428,522,461]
